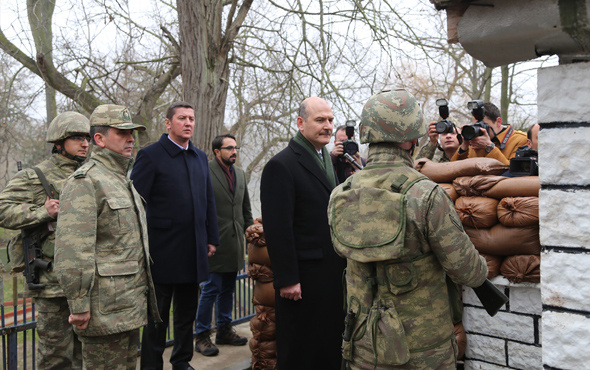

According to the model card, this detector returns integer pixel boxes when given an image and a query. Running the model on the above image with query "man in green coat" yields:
[195,134,254,356]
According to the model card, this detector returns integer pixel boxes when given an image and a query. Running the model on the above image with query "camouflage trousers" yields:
[79,329,140,370]
[35,297,82,369]
[345,337,458,370]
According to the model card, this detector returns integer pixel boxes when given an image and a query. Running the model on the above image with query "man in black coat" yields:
[260,97,346,370]
[131,101,220,370]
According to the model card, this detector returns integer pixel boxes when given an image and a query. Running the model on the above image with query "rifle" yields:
[17,162,53,290]
[473,279,509,317]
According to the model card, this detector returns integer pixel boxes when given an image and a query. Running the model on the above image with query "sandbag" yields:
[255,305,276,323]
[464,224,541,256]
[249,338,277,359]
[452,175,506,197]
[248,243,271,266]
[497,197,539,227]
[454,322,467,360]
[480,252,503,279]
[246,221,266,247]
[250,315,277,341]
[251,357,277,370]
[415,157,508,183]
[455,197,499,228]
[500,255,541,284]
[439,183,458,202]
[483,176,540,199]
[249,263,274,283]
[252,281,275,307]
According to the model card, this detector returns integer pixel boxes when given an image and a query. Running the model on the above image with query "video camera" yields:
[509,145,538,176]
[462,100,490,141]
[341,120,359,157]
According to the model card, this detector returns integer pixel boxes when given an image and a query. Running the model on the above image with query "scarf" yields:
[293,131,337,188]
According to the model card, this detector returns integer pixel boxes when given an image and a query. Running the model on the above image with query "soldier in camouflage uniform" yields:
[328,89,488,369]
[0,111,90,369]
[54,104,160,369]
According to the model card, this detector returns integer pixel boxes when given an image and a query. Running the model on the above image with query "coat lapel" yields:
[289,140,333,193]
[210,159,234,199]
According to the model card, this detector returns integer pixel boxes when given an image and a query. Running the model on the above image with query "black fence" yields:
[0,270,254,369]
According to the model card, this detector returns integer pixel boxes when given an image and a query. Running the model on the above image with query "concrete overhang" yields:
[432,0,590,66]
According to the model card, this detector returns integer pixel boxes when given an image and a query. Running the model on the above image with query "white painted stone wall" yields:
[463,277,542,369]
[537,61,590,369]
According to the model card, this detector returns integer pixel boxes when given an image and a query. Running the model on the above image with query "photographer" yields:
[417,121,461,163]
[451,102,527,165]
[330,125,367,183]
[527,123,540,151]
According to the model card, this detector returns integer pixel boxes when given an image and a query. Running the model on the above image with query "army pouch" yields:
[330,174,418,263]
[343,299,410,366]
[7,233,24,273]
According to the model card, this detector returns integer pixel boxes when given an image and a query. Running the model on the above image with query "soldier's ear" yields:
[93,133,107,148]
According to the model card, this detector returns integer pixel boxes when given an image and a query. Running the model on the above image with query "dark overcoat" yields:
[208,159,253,272]
[260,139,346,370]
[130,134,219,284]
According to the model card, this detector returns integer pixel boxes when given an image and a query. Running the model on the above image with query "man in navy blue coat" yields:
[131,101,219,370]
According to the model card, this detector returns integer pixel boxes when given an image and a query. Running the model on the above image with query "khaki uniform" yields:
[0,153,82,369]
[329,144,488,369]
[54,146,159,368]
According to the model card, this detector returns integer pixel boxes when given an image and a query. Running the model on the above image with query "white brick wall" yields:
[537,62,590,370]
[463,279,541,369]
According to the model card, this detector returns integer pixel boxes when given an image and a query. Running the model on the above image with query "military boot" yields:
[215,323,248,346]
[195,330,219,356]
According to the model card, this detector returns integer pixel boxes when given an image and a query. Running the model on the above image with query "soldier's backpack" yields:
[328,167,430,367]
[7,167,55,273]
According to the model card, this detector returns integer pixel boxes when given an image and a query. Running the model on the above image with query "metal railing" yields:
[1,268,255,369]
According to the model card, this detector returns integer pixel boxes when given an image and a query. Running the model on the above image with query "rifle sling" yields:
[33,166,54,199]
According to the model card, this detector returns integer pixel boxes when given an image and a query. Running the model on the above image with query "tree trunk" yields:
[501,65,509,124]
[176,0,252,157]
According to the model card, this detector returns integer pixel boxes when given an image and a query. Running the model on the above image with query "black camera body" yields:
[509,145,539,176]
[434,99,455,134]
[462,100,489,141]
[341,120,359,156]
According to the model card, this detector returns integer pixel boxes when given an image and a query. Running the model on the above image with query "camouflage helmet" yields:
[359,89,426,144]
[89,104,146,131]
[46,112,91,143]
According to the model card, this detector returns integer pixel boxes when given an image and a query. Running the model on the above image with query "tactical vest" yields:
[328,165,454,367]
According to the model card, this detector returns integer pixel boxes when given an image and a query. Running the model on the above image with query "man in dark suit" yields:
[131,101,220,370]
[194,134,253,356]
[260,97,347,369]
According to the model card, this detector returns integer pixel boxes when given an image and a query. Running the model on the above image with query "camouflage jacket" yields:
[55,147,160,336]
[0,154,79,298]
[329,143,487,368]
[416,141,450,163]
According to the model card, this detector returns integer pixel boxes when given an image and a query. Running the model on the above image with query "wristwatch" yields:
[485,142,495,153]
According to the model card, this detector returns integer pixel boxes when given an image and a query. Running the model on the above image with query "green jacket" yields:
[55,147,160,336]
[329,144,487,368]
[208,159,253,273]
[0,153,79,298]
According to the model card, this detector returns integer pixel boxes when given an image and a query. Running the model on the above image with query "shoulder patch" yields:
[74,162,95,178]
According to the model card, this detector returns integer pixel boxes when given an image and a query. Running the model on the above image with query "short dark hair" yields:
[90,126,110,145]
[527,124,538,141]
[334,125,346,136]
[166,101,194,120]
[298,101,308,121]
[212,134,236,152]
[483,102,501,122]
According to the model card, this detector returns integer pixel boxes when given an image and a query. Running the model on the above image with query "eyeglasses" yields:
[220,146,240,151]
[68,135,91,142]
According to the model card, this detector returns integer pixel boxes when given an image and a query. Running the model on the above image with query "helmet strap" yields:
[56,141,85,163]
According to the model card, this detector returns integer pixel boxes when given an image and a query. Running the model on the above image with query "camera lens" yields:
[461,125,481,141]
[343,140,359,156]
[435,121,453,134]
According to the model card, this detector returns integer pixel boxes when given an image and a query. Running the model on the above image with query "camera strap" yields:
[498,126,514,150]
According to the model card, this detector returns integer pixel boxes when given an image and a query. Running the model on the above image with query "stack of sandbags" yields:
[415,159,541,284]
[246,219,277,369]
[452,175,541,284]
